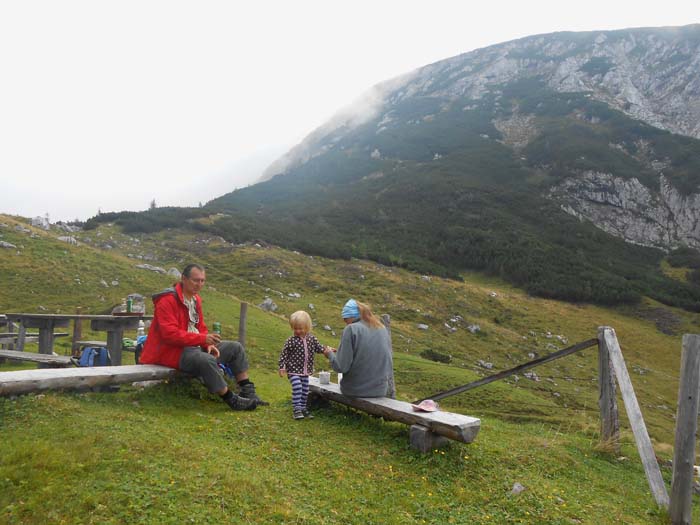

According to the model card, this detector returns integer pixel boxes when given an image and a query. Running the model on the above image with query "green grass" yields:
[1,214,698,523]
[0,378,673,524]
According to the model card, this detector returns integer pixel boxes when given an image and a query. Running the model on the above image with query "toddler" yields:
[279,310,326,419]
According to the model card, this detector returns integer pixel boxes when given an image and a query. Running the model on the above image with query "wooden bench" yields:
[0,349,74,367]
[308,377,480,452]
[0,332,68,348]
[0,365,177,396]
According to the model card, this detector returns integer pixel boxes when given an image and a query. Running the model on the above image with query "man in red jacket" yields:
[140,263,267,410]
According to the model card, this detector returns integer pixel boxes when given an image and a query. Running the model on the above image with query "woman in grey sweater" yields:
[323,299,395,398]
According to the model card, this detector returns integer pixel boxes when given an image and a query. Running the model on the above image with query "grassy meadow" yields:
[1,213,698,523]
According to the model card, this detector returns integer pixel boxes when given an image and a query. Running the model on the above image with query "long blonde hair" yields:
[357,301,384,329]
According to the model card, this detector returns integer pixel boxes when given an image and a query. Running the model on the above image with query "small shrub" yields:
[420,349,452,363]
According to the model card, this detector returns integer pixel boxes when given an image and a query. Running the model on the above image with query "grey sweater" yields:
[327,320,395,398]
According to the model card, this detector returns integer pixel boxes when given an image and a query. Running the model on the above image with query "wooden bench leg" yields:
[409,424,449,453]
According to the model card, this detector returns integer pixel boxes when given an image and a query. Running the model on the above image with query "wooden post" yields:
[669,335,700,524]
[6,321,15,351]
[16,324,26,352]
[71,307,83,357]
[37,322,56,355]
[381,314,392,348]
[597,326,620,452]
[380,314,396,398]
[106,329,124,366]
[238,302,248,347]
[602,327,669,508]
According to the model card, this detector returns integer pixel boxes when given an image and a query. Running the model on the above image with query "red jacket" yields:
[139,283,209,369]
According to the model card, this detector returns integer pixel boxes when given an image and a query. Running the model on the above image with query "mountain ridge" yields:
[262,24,700,181]
[88,25,700,311]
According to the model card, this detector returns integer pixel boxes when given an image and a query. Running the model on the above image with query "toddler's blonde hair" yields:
[289,310,312,333]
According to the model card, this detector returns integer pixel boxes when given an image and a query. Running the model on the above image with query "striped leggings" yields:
[288,374,309,411]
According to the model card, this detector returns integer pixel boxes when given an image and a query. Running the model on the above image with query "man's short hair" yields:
[182,263,205,278]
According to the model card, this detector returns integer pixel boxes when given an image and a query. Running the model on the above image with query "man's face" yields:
[182,268,206,296]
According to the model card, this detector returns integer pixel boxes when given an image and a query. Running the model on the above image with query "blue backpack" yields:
[78,347,111,367]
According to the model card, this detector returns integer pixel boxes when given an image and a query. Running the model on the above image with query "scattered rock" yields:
[323,325,332,331]
[15,225,31,233]
[38,305,47,311]
[111,280,119,286]
[0,241,17,249]
[308,303,315,310]
[467,324,481,334]
[523,371,541,382]
[421,275,431,282]
[167,268,182,279]
[510,482,526,496]
[489,291,498,297]
[131,380,164,389]
[259,298,278,312]
[477,359,493,370]
[527,352,537,359]
[288,292,301,298]
[57,236,79,245]
[417,324,429,330]
[135,264,167,274]
[444,323,457,333]
[100,279,109,288]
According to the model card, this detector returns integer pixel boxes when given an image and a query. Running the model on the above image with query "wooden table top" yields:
[5,313,153,321]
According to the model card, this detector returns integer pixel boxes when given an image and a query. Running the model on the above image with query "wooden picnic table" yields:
[5,313,152,366]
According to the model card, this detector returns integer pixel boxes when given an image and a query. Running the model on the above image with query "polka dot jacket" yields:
[278,334,325,376]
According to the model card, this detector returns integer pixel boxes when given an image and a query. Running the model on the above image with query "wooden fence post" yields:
[669,335,700,524]
[380,314,396,398]
[597,326,620,452]
[71,307,83,357]
[381,314,392,348]
[238,302,248,348]
[602,327,669,508]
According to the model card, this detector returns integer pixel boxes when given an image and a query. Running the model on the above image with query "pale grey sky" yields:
[1,0,697,221]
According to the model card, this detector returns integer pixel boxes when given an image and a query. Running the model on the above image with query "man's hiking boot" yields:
[293,409,305,420]
[239,382,269,406]
[225,393,257,411]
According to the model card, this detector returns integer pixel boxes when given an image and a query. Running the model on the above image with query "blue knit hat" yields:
[341,299,360,319]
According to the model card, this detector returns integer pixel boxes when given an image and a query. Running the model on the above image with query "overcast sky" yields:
[1,1,698,221]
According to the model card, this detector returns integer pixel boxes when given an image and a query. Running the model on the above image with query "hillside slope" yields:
[2,213,699,523]
[199,26,700,311]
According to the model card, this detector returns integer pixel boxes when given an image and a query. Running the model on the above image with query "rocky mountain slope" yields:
[261,25,700,252]
[90,25,700,311]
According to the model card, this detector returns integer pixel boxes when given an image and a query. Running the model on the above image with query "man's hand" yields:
[205,333,221,346]
[206,345,220,358]
[322,346,336,357]
[278,369,287,377]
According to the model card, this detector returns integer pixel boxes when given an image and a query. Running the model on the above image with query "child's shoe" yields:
[293,409,305,420]
[302,408,314,419]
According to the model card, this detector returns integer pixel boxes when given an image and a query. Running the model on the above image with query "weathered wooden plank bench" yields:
[308,377,480,452]
[0,349,74,367]
[0,365,177,396]
[0,332,68,347]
